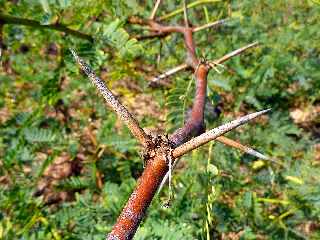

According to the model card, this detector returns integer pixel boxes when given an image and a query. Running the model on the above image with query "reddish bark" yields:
[107,137,173,239]
[71,44,265,239]
[170,64,208,146]
[101,10,262,240]
[107,15,209,240]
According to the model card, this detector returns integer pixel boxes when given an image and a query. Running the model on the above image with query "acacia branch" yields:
[107,110,270,240]
[129,16,199,66]
[70,49,150,147]
[0,13,93,42]
[135,31,169,40]
[107,6,265,240]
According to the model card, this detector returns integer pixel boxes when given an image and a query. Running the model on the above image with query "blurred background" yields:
[0,0,319,239]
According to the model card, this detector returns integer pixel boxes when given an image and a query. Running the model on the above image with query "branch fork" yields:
[72,50,270,240]
[70,2,270,239]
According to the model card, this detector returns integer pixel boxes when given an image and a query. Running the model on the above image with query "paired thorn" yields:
[193,18,228,32]
[149,0,162,20]
[70,49,150,147]
[157,135,272,194]
[150,41,259,85]
[216,136,270,161]
[173,109,271,158]
[149,63,189,86]
[211,41,260,65]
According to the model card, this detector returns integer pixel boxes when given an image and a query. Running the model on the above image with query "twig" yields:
[70,49,150,147]
[149,0,162,20]
[108,3,265,239]
[134,18,227,41]
[159,0,222,21]
[0,13,93,42]
[173,109,271,158]
[135,31,169,40]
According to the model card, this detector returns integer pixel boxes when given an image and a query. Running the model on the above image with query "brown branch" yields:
[107,137,172,239]
[0,13,93,42]
[183,27,198,67]
[134,18,227,41]
[135,31,169,40]
[107,110,270,239]
[132,17,200,67]
[129,15,200,68]
[70,49,150,147]
[146,19,185,34]
[170,64,208,145]
[173,109,271,158]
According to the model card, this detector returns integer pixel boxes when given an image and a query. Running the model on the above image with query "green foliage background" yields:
[0,0,320,239]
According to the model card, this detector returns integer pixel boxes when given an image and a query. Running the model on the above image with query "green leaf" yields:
[24,128,56,143]
[99,19,144,59]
